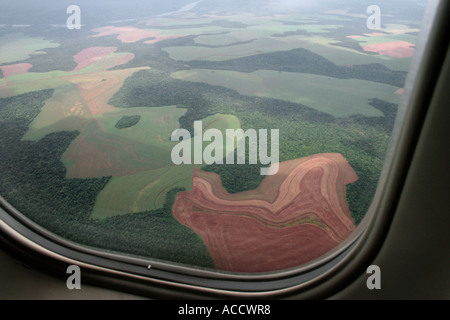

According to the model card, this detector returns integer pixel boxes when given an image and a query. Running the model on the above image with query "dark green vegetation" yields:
[0,0,425,268]
[110,69,395,225]
[0,90,214,268]
[115,115,141,129]
[202,151,265,194]
[147,19,249,30]
[187,49,407,87]
[109,69,216,134]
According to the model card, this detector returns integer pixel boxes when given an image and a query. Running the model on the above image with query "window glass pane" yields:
[0,0,429,274]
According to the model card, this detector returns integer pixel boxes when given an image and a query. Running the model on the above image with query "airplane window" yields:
[0,0,435,292]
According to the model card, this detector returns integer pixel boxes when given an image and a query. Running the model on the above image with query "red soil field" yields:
[364,32,386,37]
[91,26,157,43]
[72,46,134,72]
[0,63,32,87]
[61,47,153,179]
[0,63,32,78]
[347,35,364,39]
[91,26,185,44]
[172,153,358,273]
[362,41,415,58]
[73,46,117,71]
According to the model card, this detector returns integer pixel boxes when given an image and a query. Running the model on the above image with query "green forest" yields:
[0,90,214,268]
[110,68,395,225]
[115,115,142,129]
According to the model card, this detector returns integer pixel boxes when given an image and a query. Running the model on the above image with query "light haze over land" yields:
[0,0,427,272]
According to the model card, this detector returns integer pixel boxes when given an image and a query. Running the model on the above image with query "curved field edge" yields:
[0,90,215,268]
[91,111,241,218]
[173,153,358,273]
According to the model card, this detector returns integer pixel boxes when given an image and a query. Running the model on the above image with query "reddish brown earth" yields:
[91,26,185,44]
[0,63,32,78]
[143,33,186,44]
[72,46,134,72]
[0,63,32,87]
[172,153,358,273]
[362,41,415,58]
[63,127,168,178]
[60,47,154,179]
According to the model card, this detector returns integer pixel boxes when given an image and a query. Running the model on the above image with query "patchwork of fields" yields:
[172,69,401,117]
[0,2,423,272]
[174,153,357,272]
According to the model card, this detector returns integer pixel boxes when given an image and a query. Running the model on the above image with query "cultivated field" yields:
[172,69,401,117]
[91,110,241,217]
[173,153,358,272]
[0,2,424,272]
[0,33,59,64]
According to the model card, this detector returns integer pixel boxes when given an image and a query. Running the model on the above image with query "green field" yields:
[21,83,91,140]
[172,69,401,117]
[0,50,137,99]
[0,71,69,97]
[156,13,415,72]
[72,52,134,74]
[354,34,417,46]
[0,33,59,64]
[115,115,141,129]
[92,108,241,217]
[0,0,426,271]
[97,106,187,146]
[160,14,343,62]
[92,165,193,217]
[193,33,257,46]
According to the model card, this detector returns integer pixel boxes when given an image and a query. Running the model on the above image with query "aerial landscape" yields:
[0,0,426,273]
